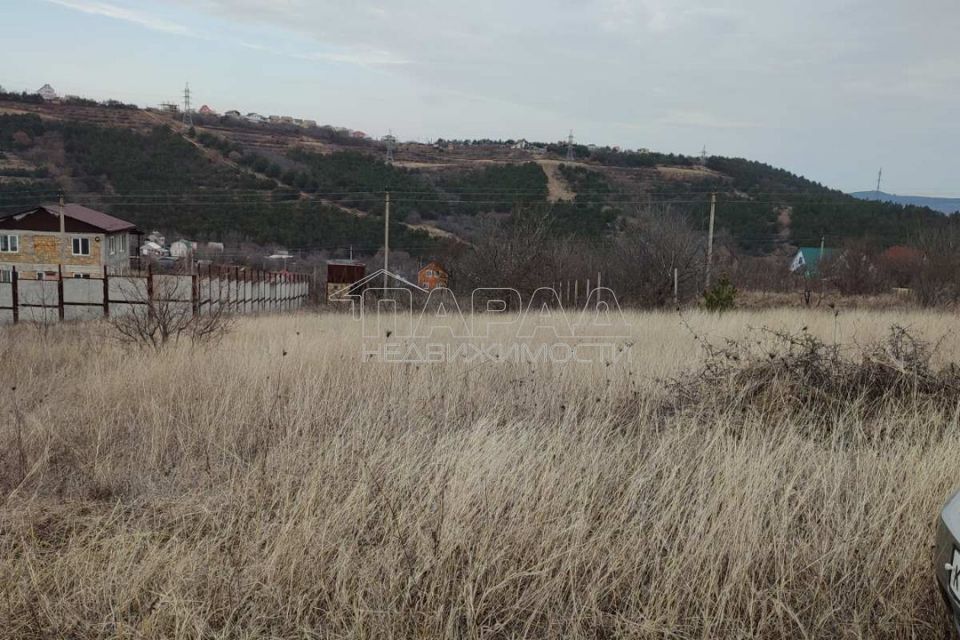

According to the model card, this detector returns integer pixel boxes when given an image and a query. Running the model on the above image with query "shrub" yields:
[703,274,737,312]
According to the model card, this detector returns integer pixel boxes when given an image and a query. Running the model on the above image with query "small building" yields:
[169,239,198,258]
[418,261,448,290]
[0,203,138,280]
[147,230,166,247]
[224,110,242,119]
[268,115,282,123]
[301,119,317,128]
[245,112,266,124]
[206,242,225,253]
[326,259,366,301]
[351,130,368,139]
[36,84,58,101]
[140,240,166,257]
[790,247,834,276]
[199,104,216,115]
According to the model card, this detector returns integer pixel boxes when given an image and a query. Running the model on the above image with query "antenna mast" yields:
[876,167,883,193]
[182,82,193,127]
[383,131,397,164]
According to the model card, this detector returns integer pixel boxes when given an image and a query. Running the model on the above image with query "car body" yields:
[936,489,960,633]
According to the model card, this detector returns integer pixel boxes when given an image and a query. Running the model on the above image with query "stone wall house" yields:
[0,203,138,280]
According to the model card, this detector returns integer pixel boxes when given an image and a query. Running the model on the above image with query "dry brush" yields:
[1,310,959,638]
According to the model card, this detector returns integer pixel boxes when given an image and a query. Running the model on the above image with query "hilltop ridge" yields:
[0,92,948,258]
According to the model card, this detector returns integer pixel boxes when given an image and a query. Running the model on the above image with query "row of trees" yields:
[448,206,705,307]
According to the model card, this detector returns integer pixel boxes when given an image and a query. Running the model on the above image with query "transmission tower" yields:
[383,131,397,164]
[876,167,883,193]
[566,130,575,161]
[700,145,707,165]
[182,82,193,127]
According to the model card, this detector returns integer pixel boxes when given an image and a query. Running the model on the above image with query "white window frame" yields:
[0,234,19,253]
[72,237,91,256]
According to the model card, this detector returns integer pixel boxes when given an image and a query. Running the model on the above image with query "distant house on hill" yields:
[36,84,57,101]
[351,131,368,139]
[790,247,835,276]
[418,261,448,290]
[245,113,266,124]
[224,110,242,119]
[198,105,216,115]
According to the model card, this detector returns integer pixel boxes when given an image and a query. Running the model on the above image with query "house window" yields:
[73,273,91,279]
[108,235,115,255]
[0,269,10,283]
[0,234,18,253]
[72,237,91,256]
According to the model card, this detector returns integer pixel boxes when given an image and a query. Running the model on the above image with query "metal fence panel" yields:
[63,278,103,305]
[109,276,147,301]
[18,280,59,308]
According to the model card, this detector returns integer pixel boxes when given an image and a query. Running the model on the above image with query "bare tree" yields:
[451,210,555,298]
[110,273,232,350]
[913,224,960,306]
[607,206,705,306]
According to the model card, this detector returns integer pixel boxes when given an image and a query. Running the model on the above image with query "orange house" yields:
[418,261,448,290]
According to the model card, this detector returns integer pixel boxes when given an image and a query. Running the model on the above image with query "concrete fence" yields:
[0,265,310,325]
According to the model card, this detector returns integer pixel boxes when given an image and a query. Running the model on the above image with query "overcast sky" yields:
[2,0,957,195]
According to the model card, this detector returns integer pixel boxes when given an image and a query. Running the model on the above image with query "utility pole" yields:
[705,192,716,289]
[383,191,390,289]
[876,167,883,194]
[820,235,825,268]
[59,192,66,266]
[383,131,396,164]
[182,82,193,127]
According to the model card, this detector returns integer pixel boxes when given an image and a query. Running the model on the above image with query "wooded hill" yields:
[0,96,948,258]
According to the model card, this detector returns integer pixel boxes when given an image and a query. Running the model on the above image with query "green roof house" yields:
[790,247,835,276]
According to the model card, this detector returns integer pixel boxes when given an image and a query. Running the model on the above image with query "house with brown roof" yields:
[0,203,138,281]
[417,261,448,290]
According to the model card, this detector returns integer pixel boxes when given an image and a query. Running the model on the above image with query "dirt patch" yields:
[536,160,576,202]
[656,165,723,180]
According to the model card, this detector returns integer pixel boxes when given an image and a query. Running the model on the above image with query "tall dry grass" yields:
[1,309,959,638]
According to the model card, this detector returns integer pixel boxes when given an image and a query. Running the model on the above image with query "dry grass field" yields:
[2,308,960,638]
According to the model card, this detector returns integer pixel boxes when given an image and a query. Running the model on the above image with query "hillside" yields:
[0,94,948,259]
[850,190,960,215]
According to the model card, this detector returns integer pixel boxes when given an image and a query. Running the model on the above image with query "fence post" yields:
[192,270,198,317]
[103,266,110,318]
[234,266,240,314]
[146,264,154,317]
[57,264,65,321]
[11,266,18,324]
